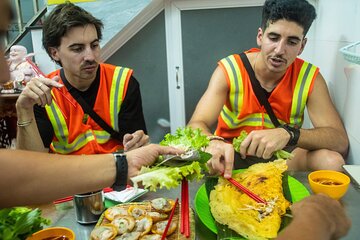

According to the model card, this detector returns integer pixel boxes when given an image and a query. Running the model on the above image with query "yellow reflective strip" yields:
[45,100,69,143]
[221,56,243,116]
[291,62,316,126]
[51,130,95,154]
[93,130,111,144]
[110,67,129,131]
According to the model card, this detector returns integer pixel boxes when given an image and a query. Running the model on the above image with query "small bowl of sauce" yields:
[27,227,75,240]
[308,170,350,200]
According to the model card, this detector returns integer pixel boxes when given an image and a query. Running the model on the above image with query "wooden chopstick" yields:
[161,198,178,240]
[227,177,267,204]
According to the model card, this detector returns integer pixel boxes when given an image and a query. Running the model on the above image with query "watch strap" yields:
[279,124,300,146]
[111,152,128,191]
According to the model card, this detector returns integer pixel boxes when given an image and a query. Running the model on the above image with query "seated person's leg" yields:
[287,148,345,171]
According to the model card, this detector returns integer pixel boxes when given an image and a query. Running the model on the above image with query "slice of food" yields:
[151,220,177,236]
[150,198,175,212]
[146,211,168,222]
[111,215,136,234]
[139,234,162,240]
[133,216,153,236]
[104,206,129,221]
[128,205,149,219]
[114,231,141,240]
[90,224,118,240]
[209,159,290,240]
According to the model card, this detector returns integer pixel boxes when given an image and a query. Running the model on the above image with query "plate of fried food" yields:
[195,159,310,240]
[90,197,195,240]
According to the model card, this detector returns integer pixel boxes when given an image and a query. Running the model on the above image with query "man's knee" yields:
[308,149,345,171]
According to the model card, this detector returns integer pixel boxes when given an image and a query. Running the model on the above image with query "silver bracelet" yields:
[17,119,33,127]
[207,135,226,142]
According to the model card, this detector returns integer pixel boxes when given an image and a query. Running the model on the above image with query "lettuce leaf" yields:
[131,161,204,191]
[233,130,294,159]
[131,127,212,191]
[160,127,210,151]
[0,207,50,240]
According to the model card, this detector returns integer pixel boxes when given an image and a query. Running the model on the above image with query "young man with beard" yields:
[188,0,348,177]
[16,3,149,155]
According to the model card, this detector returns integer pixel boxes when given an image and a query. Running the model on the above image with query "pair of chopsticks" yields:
[226,176,267,204]
[53,187,113,204]
[180,179,190,238]
[161,198,179,240]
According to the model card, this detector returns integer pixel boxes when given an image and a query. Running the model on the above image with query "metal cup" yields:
[73,190,105,224]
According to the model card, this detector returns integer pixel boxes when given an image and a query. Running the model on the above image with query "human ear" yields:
[256,27,263,47]
[298,38,307,55]
[49,47,59,62]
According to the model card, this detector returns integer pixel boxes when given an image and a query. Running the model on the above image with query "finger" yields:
[156,145,184,155]
[255,144,265,158]
[223,146,234,178]
[239,136,251,159]
[28,84,48,107]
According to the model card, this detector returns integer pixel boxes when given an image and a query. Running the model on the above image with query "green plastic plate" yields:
[194,171,310,234]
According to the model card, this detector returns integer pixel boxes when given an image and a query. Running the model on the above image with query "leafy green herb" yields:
[0,207,50,240]
[232,130,294,159]
[131,127,212,191]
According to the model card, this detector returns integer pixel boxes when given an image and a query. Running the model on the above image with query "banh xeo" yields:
[233,130,294,159]
[131,127,211,191]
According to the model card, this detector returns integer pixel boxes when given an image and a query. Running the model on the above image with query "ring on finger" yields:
[38,83,43,88]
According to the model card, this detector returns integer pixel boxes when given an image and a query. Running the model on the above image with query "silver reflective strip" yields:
[112,67,125,132]
[49,103,67,143]
[225,56,240,116]
[294,63,312,126]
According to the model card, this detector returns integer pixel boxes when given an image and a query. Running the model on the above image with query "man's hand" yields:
[205,140,234,178]
[16,76,62,110]
[126,144,184,178]
[240,128,290,159]
[123,130,150,151]
[280,194,351,240]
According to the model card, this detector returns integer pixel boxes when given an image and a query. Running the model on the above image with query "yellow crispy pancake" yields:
[209,159,290,240]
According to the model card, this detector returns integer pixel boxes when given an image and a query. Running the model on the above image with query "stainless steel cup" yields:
[73,190,105,224]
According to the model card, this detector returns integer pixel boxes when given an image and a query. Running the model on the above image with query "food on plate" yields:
[90,224,118,240]
[151,220,177,236]
[92,200,189,239]
[114,231,141,240]
[150,198,175,212]
[111,215,136,234]
[128,205,150,219]
[130,127,212,191]
[233,131,293,159]
[139,234,162,240]
[209,159,290,240]
[104,206,129,221]
[133,216,153,236]
[147,211,168,222]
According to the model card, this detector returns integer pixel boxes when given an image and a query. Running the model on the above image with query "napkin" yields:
[104,187,148,203]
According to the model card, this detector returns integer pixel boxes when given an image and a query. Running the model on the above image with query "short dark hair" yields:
[42,3,103,64]
[261,0,316,36]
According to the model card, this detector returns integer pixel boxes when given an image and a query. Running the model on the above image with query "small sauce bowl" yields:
[308,170,350,200]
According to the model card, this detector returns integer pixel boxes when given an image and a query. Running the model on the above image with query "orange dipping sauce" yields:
[313,178,343,186]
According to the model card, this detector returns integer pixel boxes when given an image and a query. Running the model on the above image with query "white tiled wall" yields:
[301,0,360,164]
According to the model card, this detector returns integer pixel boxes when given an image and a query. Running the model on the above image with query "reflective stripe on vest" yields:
[45,66,128,154]
[290,61,317,126]
[219,55,316,130]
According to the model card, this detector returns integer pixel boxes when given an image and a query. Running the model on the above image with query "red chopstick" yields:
[226,177,267,204]
[53,187,113,204]
[161,198,178,240]
[180,179,190,237]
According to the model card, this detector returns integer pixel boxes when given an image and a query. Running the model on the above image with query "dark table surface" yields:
[40,171,360,240]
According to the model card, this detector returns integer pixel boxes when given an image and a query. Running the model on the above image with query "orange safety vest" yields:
[215,48,319,140]
[45,63,133,155]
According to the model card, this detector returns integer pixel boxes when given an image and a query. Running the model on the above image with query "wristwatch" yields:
[111,152,128,191]
[278,124,300,146]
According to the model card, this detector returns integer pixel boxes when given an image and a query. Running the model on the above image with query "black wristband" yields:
[111,152,128,191]
[278,124,300,146]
